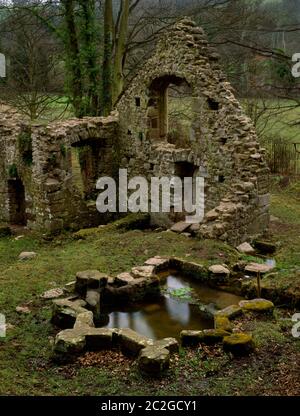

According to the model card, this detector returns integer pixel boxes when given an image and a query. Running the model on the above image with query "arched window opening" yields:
[147,75,193,147]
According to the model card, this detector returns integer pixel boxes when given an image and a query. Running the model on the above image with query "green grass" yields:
[168,97,300,143]
[271,179,300,225]
[242,99,300,142]
[0,229,238,314]
[35,96,74,124]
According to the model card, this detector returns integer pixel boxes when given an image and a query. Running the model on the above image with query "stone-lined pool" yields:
[104,274,244,340]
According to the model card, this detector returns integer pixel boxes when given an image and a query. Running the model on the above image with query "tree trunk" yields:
[113,0,129,105]
[78,0,100,116]
[102,0,114,116]
[62,0,84,117]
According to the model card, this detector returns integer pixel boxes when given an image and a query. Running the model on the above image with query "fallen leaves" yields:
[78,350,133,372]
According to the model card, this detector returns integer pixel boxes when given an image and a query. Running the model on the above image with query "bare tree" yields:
[0,3,64,120]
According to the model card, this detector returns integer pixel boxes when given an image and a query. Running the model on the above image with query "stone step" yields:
[245,262,275,274]
[170,221,192,233]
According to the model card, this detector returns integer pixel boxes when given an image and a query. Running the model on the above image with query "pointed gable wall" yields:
[117,19,270,244]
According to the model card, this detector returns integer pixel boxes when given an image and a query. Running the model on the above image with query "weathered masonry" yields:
[0,106,118,232]
[0,19,270,245]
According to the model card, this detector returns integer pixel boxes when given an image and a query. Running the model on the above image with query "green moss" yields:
[77,146,90,169]
[167,287,194,301]
[73,227,101,240]
[8,164,18,178]
[49,153,57,166]
[224,333,253,345]
[214,316,233,332]
[18,130,33,166]
[112,213,150,231]
[60,144,67,158]
[240,299,275,313]
[215,305,243,319]
[223,333,255,356]
[252,321,287,348]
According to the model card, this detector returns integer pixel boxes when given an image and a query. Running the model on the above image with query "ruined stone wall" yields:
[117,19,270,245]
[0,104,35,226]
[0,105,118,232]
[0,19,270,244]
[29,114,119,232]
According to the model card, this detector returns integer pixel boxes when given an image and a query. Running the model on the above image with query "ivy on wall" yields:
[8,164,18,178]
[18,129,33,166]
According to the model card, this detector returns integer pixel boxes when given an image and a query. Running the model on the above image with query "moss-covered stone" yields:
[169,258,208,281]
[214,316,233,332]
[113,213,150,231]
[138,346,170,376]
[214,304,243,320]
[181,329,230,347]
[254,240,276,255]
[180,330,203,347]
[198,329,231,345]
[73,227,102,240]
[52,329,86,363]
[239,298,274,314]
[223,333,255,356]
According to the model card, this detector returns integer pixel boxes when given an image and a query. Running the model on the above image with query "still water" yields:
[105,274,243,340]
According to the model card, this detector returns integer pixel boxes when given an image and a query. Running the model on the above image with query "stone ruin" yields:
[50,256,275,376]
[0,19,270,245]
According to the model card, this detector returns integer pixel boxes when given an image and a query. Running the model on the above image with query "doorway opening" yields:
[170,162,199,223]
[7,179,26,225]
[70,143,101,201]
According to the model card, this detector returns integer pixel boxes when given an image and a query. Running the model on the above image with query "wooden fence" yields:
[267,139,300,175]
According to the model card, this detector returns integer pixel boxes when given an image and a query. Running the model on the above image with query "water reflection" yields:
[166,274,244,310]
[109,311,156,340]
[165,297,190,326]
[265,259,276,268]
[105,274,244,340]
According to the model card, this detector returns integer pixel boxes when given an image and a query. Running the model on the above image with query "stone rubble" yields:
[236,242,256,255]
[18,252,37,261]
